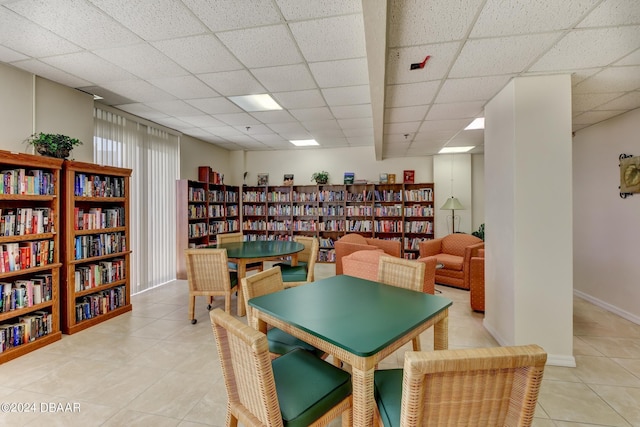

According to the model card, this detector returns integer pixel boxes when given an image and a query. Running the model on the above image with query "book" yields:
[388,173,396,184]
[283,174,294,185]
[379,173,388,184]
[257,173,269,186]
[344,172,355,184]
[403,170,415,184]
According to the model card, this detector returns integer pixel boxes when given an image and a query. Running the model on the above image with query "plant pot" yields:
[36,143,70,159]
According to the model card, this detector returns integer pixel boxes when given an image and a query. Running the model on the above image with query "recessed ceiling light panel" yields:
[439,146,475,153]
[465,117,484,130]
[290,139,319,146]
[228,94,282,112]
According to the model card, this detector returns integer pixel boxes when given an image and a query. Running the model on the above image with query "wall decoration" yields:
[619,154,640,198]
[283,174,294,185]
[257,173,269,186]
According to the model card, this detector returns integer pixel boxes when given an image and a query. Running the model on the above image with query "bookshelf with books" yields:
[267,185,292,241]
[402,183,435,259]
[345,183,374,236]
[0,150,63,363]
[207,183,240,243]
[242,185,268,241]
[61,161,132,334]
[318,184,346,262]
[372,183,404,249]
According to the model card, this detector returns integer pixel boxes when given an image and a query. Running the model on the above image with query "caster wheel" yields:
[191,319,197,324]
[207,304,212,310]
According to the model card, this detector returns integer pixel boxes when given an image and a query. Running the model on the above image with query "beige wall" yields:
[573,107,640,323]
[179,134,232,182]
[0,63,33,150]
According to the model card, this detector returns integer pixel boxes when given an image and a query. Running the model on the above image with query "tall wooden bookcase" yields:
[0,150,63,363]
[61,161,132,334]
[175,178,240,279]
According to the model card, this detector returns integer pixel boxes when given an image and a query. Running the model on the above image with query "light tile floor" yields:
[0,263,639,426]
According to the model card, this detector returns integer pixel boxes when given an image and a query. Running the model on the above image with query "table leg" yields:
[351,366,375,427]
[237,261,247,317]
[433,308,449,350]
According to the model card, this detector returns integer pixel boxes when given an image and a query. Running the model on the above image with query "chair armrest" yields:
[365,238,402,257]
[463,242,485,288]
[416,256,437,295]
[419,238,443,257]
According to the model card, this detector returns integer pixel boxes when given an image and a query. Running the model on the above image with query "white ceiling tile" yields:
[179,115,226,128]
[0,45,28,62]
[88,0,207,41]
[276,0,361,20]
[223,135,261,145]
[152,35,243,74]
[267,122,309,134]
[152,116,193,131]
[273,89,326,109]
[41,51,136,84]
[330,104,372,119]
[183,0,282,32]
[471,0,598,37]
[426,101,484,120]
[322,85,370,106]
[385,81,440,108]
[149,76,219,99]
[252,64,317,92]
[450,33,559,78]
[385,134,413,144]
[385,122,421,135]
[233,124,273,135]
[318,137,350,147]
[311,129,346,138]
[387,42,461,85]
[347,136,373,146]
[198,70,266,96]
[101,80,176,103]
[572,93,625,112]
[144,100,204,117]
[204,126,246,137]
[573,110,627,125]
[217,25,302,68]
[577,0,640,27]
[94,44,188,79]
[252,134,288,144]
[10,59,93,88]
[595,91,640,110]
[387,0,484,47]
[338,117,373,129]
[115,103,170,120]
[615,48,640,66]
[216,113,262,126]
[250,110,296,124]
[303,119,340,131]
[185,97,242,115]
[419,119,473,132]
[448,130,484,144]
[290,14,366,62]
[289,107,334,121]
[573,66,640,93]
[309,58,369,88]
[343,127,373,137]
[7,0,141,50]
[385,106,428,123]
[436,75,512,103]
[0,7,82,57]
[415,130,458,141]
[530,27,640,72]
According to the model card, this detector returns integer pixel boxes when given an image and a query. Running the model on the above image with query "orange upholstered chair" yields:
[334,233,401,275]
[342,250,437,295]
[470,248,485,312]
[419,234,484,290]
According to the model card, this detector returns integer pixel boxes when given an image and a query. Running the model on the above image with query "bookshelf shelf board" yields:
[75,279,128,298]
[74,226,127,236]
[0,263,63,279]
[63,304,132,335]
[0,232,56,243]
[69,250,132,265]
[0,332,62,361]
[74,196,126,203]
[0,300,56,322]
[0,194,57,202]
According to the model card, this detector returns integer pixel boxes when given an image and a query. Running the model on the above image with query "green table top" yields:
[248,275,452,357]
[216,240,304,259]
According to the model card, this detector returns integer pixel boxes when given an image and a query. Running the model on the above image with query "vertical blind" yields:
[94,107,179,294]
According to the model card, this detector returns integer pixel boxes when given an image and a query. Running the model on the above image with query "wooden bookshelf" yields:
[0,150,63,363]
[61,161,132,334]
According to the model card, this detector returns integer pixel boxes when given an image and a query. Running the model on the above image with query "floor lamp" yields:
[441,196,465,234]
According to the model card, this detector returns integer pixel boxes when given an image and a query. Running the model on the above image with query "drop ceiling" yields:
[1,0,639,159]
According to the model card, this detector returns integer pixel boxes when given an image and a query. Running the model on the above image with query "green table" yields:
[217,240,304,316]
[249,274,452,427]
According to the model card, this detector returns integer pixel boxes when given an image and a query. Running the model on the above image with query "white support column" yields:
[484,75,575,367]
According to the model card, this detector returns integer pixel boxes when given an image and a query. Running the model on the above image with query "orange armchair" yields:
[419,234,484,290]
[470,248,485,312]
[334,233,402,275]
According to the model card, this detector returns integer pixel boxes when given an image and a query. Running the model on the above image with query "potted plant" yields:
[311,171,329,184]
[26,132,83,159]
[472,223,485,241]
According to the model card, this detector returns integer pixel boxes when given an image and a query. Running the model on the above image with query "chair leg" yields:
[224,292,231,314]
[412,337,421,351]
[188,295,196,324]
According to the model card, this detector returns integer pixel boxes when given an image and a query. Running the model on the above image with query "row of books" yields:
[74,259,125,291]
[73,233,126,260]
[0,241,54,273]
[209,204,238,217]
[0,275,53,312]
[242,191,267,202]
[243,205,266,215]
[187,204,207,219]
[0,168,55,196]
[73,207,124,230]
[74,174,125,198]
[0,207,52,236]
[188,187,206,202]
[317,249,336,262]
[208,190,238,203]
[404,237,430,251]
[0,311,53,352]
[209,220,239,234]
[188,222,208,238]
[75,286,126,322]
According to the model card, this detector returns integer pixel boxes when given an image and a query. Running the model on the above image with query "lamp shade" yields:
[440,197,464,210]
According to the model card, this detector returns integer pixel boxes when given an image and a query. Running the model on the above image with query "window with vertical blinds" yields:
[94,107,179,294]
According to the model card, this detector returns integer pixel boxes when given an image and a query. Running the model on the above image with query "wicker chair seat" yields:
[279,264,308,282]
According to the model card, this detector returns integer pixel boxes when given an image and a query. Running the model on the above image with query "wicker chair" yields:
[373,344,547,427]
[184,248,240,323]
[210,308,353,427]
[216,232,263,273]
[278,235,318,288]
[377,256,426,351]
[241,266,325,359]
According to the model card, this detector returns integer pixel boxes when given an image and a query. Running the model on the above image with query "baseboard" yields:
[574,289,640,326]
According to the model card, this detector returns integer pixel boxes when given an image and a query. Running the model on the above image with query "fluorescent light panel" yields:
[439,146,475,153]
[228,94,282,112]
[465,117,484,130]
[290,139,319,146]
